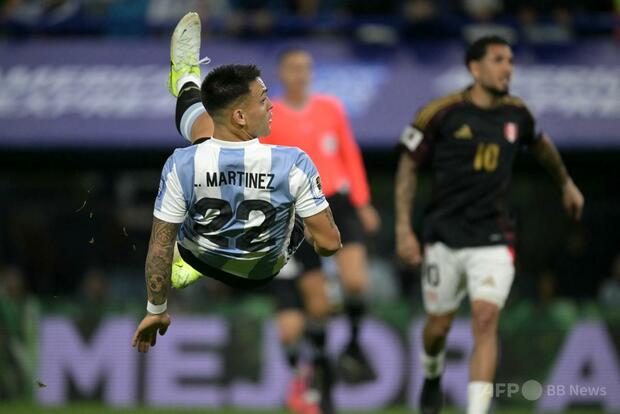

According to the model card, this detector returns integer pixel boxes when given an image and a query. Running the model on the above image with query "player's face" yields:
[473,44,513,96]
[242,77,273,137]
[278,51,313,95]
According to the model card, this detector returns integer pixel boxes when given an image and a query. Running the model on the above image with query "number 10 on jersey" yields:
[473,143,500,172]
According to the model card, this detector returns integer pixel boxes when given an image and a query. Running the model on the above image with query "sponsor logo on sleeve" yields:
[400,125,424,151]
[311,175,324,198]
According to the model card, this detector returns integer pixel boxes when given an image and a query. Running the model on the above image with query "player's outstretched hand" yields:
[132,313,171,353]
[396,229,422,267]
[357,204,381,235]
[562,179,584,221]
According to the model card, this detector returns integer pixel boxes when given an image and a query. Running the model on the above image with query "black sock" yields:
[305,319,327,365]
[306,319,334,413]
[284,343,300,369]
[345,296,365,346]
[175,82,202,135]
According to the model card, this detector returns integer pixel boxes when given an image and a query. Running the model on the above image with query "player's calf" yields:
[419,333,447,414]
[423,313,455,354]
[418,312,455,414]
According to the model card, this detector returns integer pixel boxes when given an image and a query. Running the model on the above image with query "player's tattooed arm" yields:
[145,217,180,305]
[303,207,341,256]
[531,135,584,220]
[530,134,570,187]
[313,208,341,256]
[394,152,417,234]
[394,152,423,266]
[324,207,337,229]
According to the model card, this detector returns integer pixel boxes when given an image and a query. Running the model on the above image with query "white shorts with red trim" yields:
[421,242,515,315]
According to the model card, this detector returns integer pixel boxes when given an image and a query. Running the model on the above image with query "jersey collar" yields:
[208,137,261,147]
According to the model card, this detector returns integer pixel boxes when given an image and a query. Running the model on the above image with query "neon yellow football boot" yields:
[167,11,211,98]
[171,243,204,289]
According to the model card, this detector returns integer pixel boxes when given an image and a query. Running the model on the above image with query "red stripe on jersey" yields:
[507,245,516,263]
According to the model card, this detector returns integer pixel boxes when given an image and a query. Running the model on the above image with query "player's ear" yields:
[469,61,481,81]
[232,108,246,127]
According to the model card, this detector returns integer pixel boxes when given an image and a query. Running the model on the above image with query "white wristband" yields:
[147,300,167,314]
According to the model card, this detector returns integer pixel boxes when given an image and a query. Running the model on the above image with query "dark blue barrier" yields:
[1,39,618,149]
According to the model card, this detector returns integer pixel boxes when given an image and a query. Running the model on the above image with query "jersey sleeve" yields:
[153,154,188,223]
[397,103,439,166]
[333,99,371,207]
[290,151,330,218]
[519,105,543,148]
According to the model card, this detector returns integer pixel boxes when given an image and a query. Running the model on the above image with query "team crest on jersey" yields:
[321,133,338,155]
[504,122,518,143]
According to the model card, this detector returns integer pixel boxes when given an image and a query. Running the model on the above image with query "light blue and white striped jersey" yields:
[154,137,329,279]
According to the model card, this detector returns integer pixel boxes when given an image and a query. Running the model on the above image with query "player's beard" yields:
[482,82,509,97]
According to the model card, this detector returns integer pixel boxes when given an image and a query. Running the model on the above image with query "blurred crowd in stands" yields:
[0,0,618,41]
[0,164,618,313]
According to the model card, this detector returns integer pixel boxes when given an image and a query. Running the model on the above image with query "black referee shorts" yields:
[327,192,365,244]
[292,192,364,274]
[271,193,364,311]
[268,241,321,311]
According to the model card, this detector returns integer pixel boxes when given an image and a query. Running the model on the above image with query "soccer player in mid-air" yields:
[394,35,584,414]
[132,13,342,354]
[161,13,378,414]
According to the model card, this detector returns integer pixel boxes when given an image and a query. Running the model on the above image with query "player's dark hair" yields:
[277,46,310,64]
[465,35,510,69]
[201,64,261,118]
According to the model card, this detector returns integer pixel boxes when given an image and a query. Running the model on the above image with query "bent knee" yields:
[341,274,368,295]
[276,311,305,344]
[471,301,500,335]
[304,294,330,320]
[336,244,370,293]
[299,271,330,320]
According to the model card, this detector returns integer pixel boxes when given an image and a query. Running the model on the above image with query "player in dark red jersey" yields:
[394,35,584,414]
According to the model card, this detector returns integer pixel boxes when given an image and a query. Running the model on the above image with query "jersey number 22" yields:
[190,197,276,252]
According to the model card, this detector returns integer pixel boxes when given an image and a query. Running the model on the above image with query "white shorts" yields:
[421,242,515,315]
